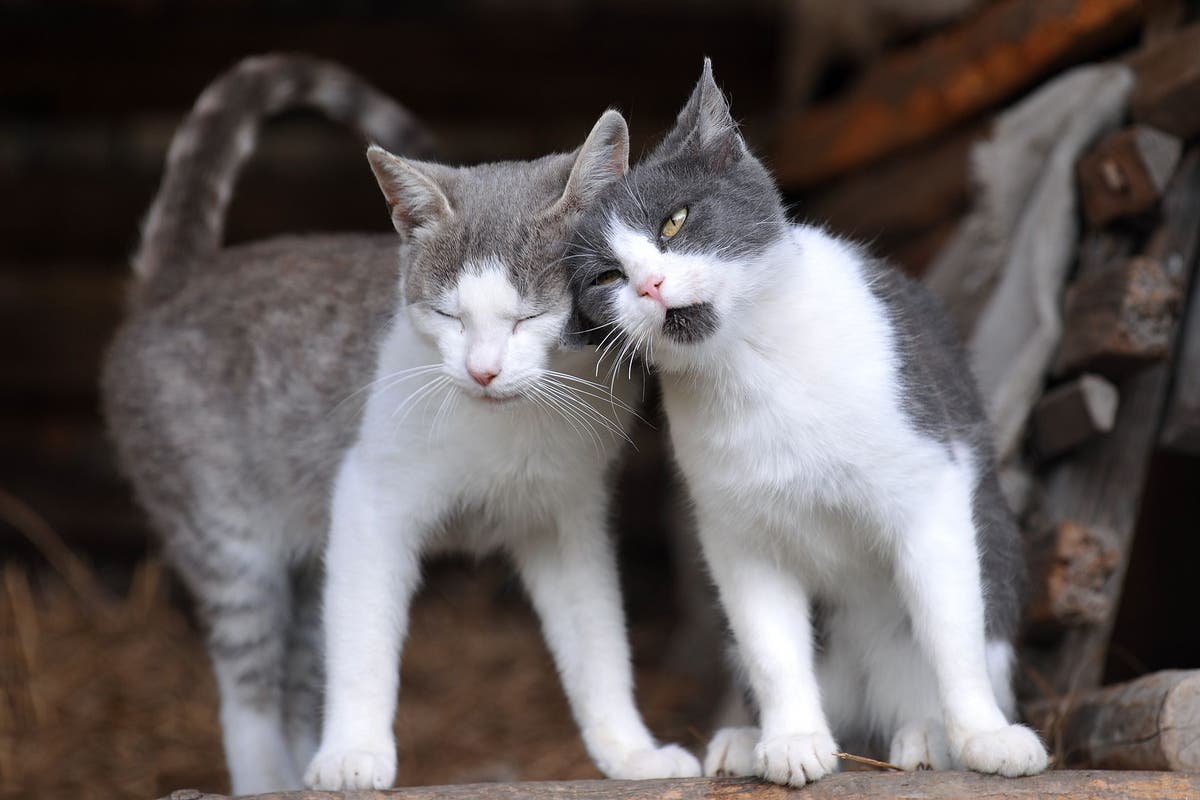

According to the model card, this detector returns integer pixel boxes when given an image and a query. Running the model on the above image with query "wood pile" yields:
[776,0,1200,775]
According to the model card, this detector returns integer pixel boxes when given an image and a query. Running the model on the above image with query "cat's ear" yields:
[366,145,454,241]
[659,58,746,169]
[553,109,630,213]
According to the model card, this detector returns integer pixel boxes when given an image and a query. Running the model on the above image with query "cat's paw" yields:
[754,731,839,787]
[606,743,702,779]
[704,726,760,777]
[957,724,1048,777]
[304,745,397,790]
[889,720,953,771]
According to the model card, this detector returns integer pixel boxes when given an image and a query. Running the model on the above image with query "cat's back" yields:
[103,232,401,509]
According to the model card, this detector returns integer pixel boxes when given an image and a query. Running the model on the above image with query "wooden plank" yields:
[1028,670,1200,770]
[1031,375,1120,460]
[1077,125,1182,226]
[161,771,1200,800]
[1052,256,1183,380]
[1159,264,1200,453]
[772,0,1142,189]
[1024,150,1200,696]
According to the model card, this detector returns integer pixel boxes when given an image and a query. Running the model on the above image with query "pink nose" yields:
[638,275,665,304]
[469,367,498,387]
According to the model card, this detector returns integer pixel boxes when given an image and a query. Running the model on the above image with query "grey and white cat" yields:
[566,61,1049,786]
[104,54,698,794]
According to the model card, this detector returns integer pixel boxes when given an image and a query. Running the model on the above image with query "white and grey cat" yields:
[103,54,698,794]
[566,61,1049,786]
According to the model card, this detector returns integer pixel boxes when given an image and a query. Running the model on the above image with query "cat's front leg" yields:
[510,490,701,780]
[305,448,435,791]
[697,516,839,788]
[891,462,1047,777]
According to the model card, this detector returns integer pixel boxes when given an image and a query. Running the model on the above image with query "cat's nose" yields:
[638,275,665,305]
[469,367,498,387]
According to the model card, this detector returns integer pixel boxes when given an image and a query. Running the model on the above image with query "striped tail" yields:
[133,53,434,287]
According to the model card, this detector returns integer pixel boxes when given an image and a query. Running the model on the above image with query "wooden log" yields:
[1028,670,1200,770]
[1031,375,1120,460]
[1025,521,1122,639]
[159,771,1200,800]
[772,0,1142,189]
[1129,24,1200,139]
[1023,150,1200,696]
[1052,256,1182,380]
[1077,125,1182,227]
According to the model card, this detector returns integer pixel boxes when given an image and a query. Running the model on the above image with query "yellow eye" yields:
[593,269,625,287]
[660,207,688,239]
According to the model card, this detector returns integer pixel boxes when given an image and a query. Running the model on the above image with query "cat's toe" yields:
[889,720,953,771]
[608,744,701,779]
[304,745,396,790]
[754,731,839,787]
[958,724,1048,777]
[704,726,760,777]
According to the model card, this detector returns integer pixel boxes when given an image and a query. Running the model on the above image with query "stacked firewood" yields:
[776,0,1200,774]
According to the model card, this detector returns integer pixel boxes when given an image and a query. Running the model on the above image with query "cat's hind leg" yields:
[176,523,301,793]
[283,560,325,775]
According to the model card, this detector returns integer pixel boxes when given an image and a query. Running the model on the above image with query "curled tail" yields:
[133,53,434,285]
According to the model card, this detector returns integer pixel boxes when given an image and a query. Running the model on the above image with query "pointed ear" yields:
[554,109,629,213]
[657,58,745,168]
[366,145,453,241]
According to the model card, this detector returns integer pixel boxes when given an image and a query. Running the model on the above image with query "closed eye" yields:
[513,311,544,331]
[433,309,459,320]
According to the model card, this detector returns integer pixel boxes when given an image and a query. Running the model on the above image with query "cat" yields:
[103,54,698,795]
[564,60,1049,787]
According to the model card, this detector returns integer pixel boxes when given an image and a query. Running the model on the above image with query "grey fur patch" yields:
[663,303,719,343]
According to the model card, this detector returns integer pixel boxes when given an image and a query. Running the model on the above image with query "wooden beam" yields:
[161,771,1200,800]
[1077,125,1182,226]
[1159,265,1200,453]
[772,0,1142,189]
[1028,670,1200,770]
[1031,375,1120,460]
[1023,150,1200,696]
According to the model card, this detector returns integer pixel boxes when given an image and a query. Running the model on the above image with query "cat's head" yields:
[367,110,628,402]
[567,60,788,369]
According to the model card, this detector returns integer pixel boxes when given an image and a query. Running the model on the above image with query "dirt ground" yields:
[0,555,710,800]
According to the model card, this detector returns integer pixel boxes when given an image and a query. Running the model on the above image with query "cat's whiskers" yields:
[328,363,444,418]
[390,375,452,434]
[526,383,602,453]
[539,377,634,445]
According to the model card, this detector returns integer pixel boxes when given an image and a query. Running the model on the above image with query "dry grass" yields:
[0,556,704,800]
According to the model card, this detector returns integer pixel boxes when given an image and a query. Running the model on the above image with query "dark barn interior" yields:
[3,2,1200,799]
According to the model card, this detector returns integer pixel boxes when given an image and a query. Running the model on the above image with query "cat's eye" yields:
[660,207,688,240]
[433,309,459,320]
[514,312,543,329]
[592,270,625,287]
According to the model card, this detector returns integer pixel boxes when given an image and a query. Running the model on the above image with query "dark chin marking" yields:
[662,302,719,343]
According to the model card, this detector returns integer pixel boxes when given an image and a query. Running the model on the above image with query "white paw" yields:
[704,726,760,777]
[754,731,839,787]
[606,743,702,779]
[889,720,953,771]
[958,724,1048,777]
[304,744,397,790]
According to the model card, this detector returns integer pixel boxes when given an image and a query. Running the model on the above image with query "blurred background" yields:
[3,1,1199,798]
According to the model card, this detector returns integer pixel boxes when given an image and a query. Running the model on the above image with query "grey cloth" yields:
[924,64,1134,469]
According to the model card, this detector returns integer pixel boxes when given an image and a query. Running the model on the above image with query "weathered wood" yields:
[1028,670,1200,770]
[161,771,1200,800]
[772,0,1142,189]
[1024,151,1200,696]
[1129,24,1200,139]
[1025,521,1122,638]
[1031,375,1120,460]
[1159,259,1200,453]
[1053,256,1182,380]
[1077,125,1182,226]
